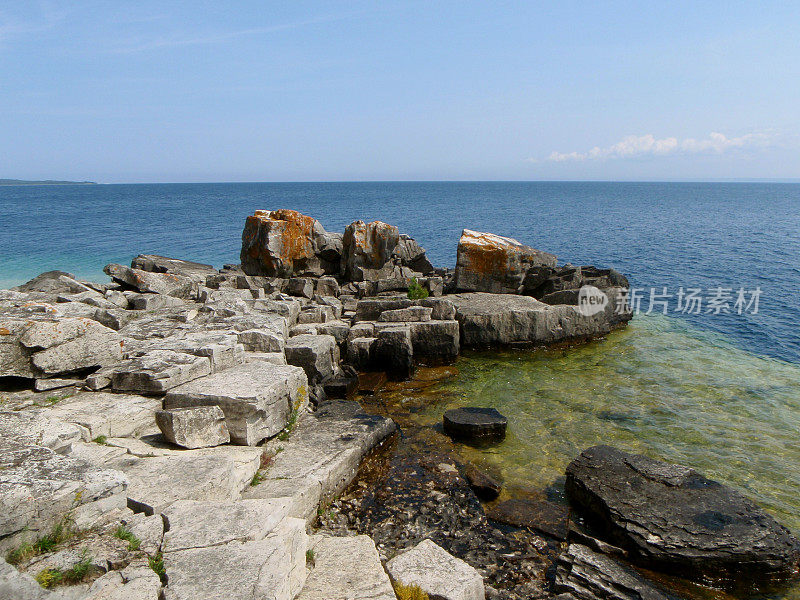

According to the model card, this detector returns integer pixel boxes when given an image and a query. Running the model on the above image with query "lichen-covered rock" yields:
[565,445,800,587]
[341,220,400,281]
[240,209,335,277]
[454,229,557,294]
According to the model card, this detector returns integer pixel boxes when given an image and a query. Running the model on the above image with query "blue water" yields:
[1,181,799,363]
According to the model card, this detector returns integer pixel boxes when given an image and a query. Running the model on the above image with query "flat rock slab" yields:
[156,406,230,449]
[110,350,212,394]
[45,391,161,441]
[486,497,568,540]
[449,291,631,347]
[285,334,338,383]
[554,544,675,600]
[107,453,239,515]
[244,400,396,521]
[443,407,507,444]
[162,498,293,552]
[565,445,800,586]
[0,409,83,453]
[0,438,128,548]
[83,561,163,600]
[386,538,485,600]
[163,517,308,600]
[164,361,308,445]
[297,535,395,600]
[104,264,196,298]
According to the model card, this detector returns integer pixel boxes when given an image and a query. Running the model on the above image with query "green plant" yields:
[406,277,429,300]
[92,435,108,445]
[148,552,165,582]
[113,525,141,551]
[35,552,93,588]
[392,581,430,600]
[250,471,265,487]
[306,548,315,566]
[7,516,80,565]
[277,407,300,441]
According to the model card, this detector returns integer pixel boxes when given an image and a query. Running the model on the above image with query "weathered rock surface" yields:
[163,516,308,600]
[285,334,339,383]
[386,538,485,600]
[240,209,334,277]
[103,264,197,298]
[243,400,396,522]
[164,361,308,445]
[342,220,400,281]
[450,290,631,347]
[110,350,212,393]
[486,497,568,540]
[297,535,396,600]
[374,326,414,380]
[83,561,163,600]
[394,234,435,274]
[44,391,160,440]
[443,407,507,444]
[454,229,556,294]
[554,544,674,600]
[565,445,800,586]
[130,254,217,283]
[156,406,230,449]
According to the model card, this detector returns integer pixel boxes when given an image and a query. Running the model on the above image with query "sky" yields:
[1,1,799,183]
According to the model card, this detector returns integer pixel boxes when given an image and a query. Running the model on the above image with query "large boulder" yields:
[240,209,339,277]
[565,445,800,587]
[285,334,339,384]
[454,229,556,294]
[393,234,434,274]
[341,220,400,281]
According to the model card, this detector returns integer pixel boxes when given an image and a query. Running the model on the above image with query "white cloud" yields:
[540,132,773,162]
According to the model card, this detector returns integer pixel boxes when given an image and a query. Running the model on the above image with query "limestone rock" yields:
[128,293,184,311]
[240,209,328,277]
[342,220,400,281]
[131,254,217,282]
[164,361,308,445]
[104,264,197,299]
[386,538,485,600]
[109,350,212,394]
[393,234,435,274]
[237,328,285,353]
[450,291,631,348]
[285,334,339,383]
[297,535,395,600]
[378,305,432,322]
[409,320,460,360]
[314,276,340,297]
[374,327,413,380]
[83,561,163,600]
[443,407,507,444]
[565,445,800,586]
[44,391,161,440]
[286,277,315,299]
[163,517,308,600]
[156,406,230,449]
[454,229,557,294]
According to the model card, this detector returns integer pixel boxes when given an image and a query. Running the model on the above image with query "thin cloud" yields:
[540,132,774,162]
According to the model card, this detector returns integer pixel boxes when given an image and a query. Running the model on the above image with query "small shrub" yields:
[407,277,429,300]
[393,581,430,600]
[113,525,141,551]
[92,435,108,445]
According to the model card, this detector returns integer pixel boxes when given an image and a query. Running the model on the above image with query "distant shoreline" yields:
[0,179,97,186]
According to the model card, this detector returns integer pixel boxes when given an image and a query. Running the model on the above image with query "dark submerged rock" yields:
[463,463,502,501]
[565,445,800,588]
[486,497,568,541]
[443,407,507,444]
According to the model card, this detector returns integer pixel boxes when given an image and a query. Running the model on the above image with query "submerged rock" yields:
[565,445,800,587]
[454,229,556,294]
[443,407,507,444]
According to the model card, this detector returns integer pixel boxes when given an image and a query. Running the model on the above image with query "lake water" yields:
[3,181,800,584]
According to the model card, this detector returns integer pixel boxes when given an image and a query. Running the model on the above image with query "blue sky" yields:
[1,1,798,182]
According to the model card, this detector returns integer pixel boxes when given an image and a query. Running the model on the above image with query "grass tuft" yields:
[35,551,93,588]
[392,581,430,600]
[306,548,315,566]
[148,551,166,583]
[92,435,108,445]
[7,516,80,565]
[113,525,141,551]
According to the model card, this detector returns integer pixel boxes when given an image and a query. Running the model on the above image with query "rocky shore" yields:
[0,209,796,600]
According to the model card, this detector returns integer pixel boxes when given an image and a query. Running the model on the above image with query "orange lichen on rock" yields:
[241,209,321,276]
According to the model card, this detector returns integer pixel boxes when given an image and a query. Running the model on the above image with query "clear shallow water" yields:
[377,313,800,531]
[1,181,798,362]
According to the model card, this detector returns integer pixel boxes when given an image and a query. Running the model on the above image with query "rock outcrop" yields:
[341,220,400,281]
[565,445,800,587]
[454,229,557,294]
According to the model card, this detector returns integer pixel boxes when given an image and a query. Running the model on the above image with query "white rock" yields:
[386,539,485,600]
[156,406,230,449]
[110,350,212,394]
